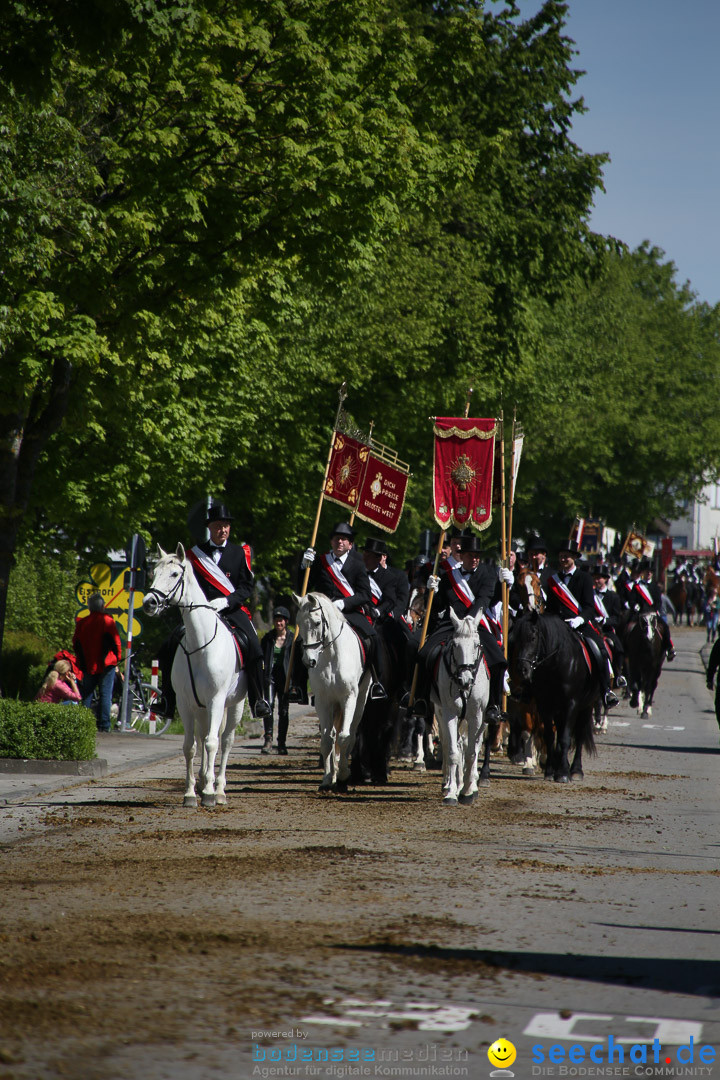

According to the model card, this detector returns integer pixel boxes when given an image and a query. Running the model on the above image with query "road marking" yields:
[524,1012,702,1045]
[642,724,685,730]
[301,998,476,1032]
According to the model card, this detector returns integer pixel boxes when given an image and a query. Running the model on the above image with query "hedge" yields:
[0,700,97,761]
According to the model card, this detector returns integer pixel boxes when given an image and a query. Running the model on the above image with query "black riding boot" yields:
[486,665,505,724]
[277,700,289,755]
[261,715,273,754]
[247,657,271,718]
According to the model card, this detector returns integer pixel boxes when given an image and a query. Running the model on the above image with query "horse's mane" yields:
[302,591,345,625]
[514,611,573,655]
[537,612,575,653]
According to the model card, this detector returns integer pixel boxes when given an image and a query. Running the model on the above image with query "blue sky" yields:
[505,0,720,306]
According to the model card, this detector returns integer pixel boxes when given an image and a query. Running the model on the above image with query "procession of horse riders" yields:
[168,501,688,752]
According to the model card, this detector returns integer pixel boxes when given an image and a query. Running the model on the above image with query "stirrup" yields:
[287,686,303,704]
[486,704,503,723]
[410,698,427,718]
[604,690,619,709]
[666,648,676,661]
[370,681,388,701]
[254,698,272,718]
[615,675,627,688]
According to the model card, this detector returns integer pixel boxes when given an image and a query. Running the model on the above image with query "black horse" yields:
[350,619,407,785]
[509,612,597,783]
[626,613,665,719]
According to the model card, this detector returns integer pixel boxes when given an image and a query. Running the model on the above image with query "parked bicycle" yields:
[120,656,172,736]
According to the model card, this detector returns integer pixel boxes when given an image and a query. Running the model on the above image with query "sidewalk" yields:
[0,706,316,805]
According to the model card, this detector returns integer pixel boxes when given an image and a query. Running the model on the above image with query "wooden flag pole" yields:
[285,382,347,693]
[500,410,509,664]
[407,386,473,708]
[507,409,518,564]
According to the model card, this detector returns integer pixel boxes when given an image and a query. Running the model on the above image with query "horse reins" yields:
[146,559,231,709]
[300,605,346,654]
[444,637,483,721]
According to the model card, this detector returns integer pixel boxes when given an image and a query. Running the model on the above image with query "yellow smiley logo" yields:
[488,1039,517,1069]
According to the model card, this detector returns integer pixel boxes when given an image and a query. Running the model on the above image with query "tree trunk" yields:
[0,358,73,676]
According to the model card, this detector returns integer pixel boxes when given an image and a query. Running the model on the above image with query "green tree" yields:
[0,0,458,658]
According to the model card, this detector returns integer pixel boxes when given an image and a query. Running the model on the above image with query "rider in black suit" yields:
[592,563,628,687]
[189,503,271,717]
[544,541,619,709]
[409,534,513,722]
[301,522,384,694]
[159,503,271,719]
[630,559,676,660]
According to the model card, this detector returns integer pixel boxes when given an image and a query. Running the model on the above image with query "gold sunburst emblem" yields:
[449,453,477,492]
[336,453,359,492]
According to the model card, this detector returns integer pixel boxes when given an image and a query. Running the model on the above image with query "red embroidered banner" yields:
[355,455,409,534]
[432,417,497,532]
[323,433,370,510]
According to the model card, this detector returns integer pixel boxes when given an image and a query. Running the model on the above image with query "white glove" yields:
[427,575,440,593]
[301,547,316,569]
[209,597,229,612]
[498,567,514,585]
[333,598,344,610]
[567,615,584,629]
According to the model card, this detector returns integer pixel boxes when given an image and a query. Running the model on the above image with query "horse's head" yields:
[448,609,482,692]
[292,592,335,669]
[143,543,189,616]
[513,610,542,685]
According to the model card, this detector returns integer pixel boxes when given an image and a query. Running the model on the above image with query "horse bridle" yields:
[145,560,220,657]
[301,604,345,655]
[144,561,188,613]
[444,635,483,720]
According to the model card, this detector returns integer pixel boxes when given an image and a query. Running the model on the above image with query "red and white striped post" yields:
[149,659,159,735]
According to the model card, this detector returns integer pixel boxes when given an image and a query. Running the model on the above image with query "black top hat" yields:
[593,563,612,578]
[330,521,354,538]
[207,503,234,524]
[273,605,291,620]
[639,557,653,572]
[363,537,387,555]
[460,534,483,554]
[558,539,581,557]
[527,536,548,553]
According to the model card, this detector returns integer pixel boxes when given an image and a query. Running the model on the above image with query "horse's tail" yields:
[575,704,597,757]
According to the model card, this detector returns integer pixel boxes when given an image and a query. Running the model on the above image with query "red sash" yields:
[635,582,654,607]
[549,574,580,616]
[323,553,354,597]
[447,567,475,609]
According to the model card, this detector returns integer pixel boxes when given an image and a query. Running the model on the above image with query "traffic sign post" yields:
[118,534,146,733]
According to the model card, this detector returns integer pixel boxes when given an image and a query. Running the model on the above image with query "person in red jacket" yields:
[72,593,122,732]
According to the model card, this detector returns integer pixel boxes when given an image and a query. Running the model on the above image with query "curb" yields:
[0,758,108,777]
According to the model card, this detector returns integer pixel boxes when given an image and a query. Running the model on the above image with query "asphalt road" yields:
[0,624,718,1080]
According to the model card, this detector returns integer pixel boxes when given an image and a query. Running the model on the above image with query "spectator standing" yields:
[72,593,122,732]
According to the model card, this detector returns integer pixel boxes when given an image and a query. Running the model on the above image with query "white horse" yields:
[292,592,371,793]
[431,609,491,806]
[143,544,248,807]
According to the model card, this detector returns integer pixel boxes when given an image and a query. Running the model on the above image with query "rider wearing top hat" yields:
[409,533,514,722]
[301,522,384,693]
[527,535,553,593]
[592,563,628,687]
[630,558,676,661]
[186,503,271,718]
[361,537,398,622]
[545,540,619,709]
